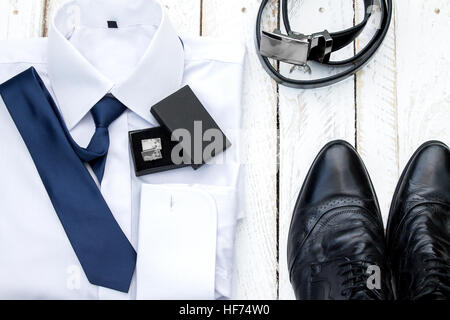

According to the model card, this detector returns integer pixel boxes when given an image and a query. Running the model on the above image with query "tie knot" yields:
[91,96,127,128]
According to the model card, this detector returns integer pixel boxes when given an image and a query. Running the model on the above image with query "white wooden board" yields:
[0,0,45,39]
[202,0,279,300]
[278,0,357,300]
[395,0,450,166]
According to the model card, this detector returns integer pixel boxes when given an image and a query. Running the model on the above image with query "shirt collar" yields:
[48,0,184,130]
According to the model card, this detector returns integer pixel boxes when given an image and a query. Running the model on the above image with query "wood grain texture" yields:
[0,0,45,39]
[41,0,60,36]
[202,0,279,299]
[278,0,357,299]
[355,1,399,222]
[395,0,450,168]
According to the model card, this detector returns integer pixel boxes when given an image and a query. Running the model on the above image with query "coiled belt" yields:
[255,0,392,89]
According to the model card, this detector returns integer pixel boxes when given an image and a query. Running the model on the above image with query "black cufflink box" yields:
[129,85,231,176]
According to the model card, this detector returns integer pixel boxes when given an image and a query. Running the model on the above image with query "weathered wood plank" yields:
[0,0,45,39]
[395,0,450,168]
[202,0,279,299]
[278,0,357,299]
[355,1,399,222]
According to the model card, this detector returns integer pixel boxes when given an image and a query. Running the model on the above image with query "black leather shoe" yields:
[386,141,450,300]
[287,140,393,300]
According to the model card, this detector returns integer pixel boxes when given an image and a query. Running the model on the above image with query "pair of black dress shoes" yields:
[288,140,449,300]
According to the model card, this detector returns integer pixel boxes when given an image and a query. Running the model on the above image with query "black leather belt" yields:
[255,0,392,89]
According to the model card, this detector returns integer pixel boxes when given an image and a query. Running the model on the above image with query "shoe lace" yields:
[412,257,450,300]
[338,259,382,299]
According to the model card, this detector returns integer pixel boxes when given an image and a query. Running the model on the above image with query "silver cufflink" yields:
[141,138,163,162]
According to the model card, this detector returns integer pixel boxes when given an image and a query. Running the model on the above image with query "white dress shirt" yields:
[0,0,245,300]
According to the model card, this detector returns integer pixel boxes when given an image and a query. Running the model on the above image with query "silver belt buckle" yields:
[260,30,310,66]
[260,29,333,69]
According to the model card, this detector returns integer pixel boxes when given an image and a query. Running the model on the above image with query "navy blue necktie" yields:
[72,96,126,183]
[0,68,136,293]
